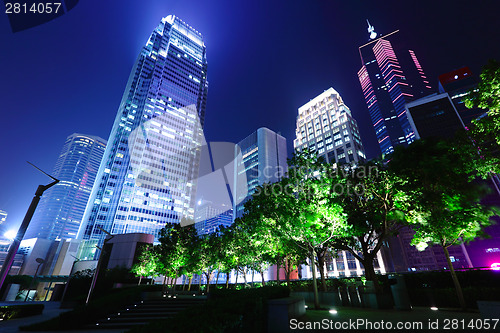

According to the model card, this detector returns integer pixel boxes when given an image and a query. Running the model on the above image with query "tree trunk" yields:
[317,254,327,292]
[443,246,466,310]
[172,272,177,293]
[182,276,187,291]
[251,270,255,287]
[285,257,291,287]
[260,271,266,286]
[188,276,192,291]
[198,274,202,291]
[234,270,239,287]
[138,276,142,285]
[162,275,167,295]
[310,249,320,310]
[206,270,212,293]
[362,257,381,293]
[242,268,248,286]
[226,272,230,289]
[216,271,220,286]
[276,263,280,285]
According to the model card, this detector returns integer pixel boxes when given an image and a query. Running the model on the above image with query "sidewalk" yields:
[0,301,125,333]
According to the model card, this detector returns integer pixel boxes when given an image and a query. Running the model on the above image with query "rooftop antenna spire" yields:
[367,19,377,40]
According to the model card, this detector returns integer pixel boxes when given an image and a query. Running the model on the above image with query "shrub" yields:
[129,286,290,333]
[0,304,44,321]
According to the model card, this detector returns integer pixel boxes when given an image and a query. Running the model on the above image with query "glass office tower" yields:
[78,15,208,259]
[358,26,432,156]
[26,133,106,240]
[233,128,287,219]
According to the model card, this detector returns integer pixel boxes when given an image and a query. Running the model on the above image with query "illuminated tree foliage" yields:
[329,160,412,293]
[458,59,500,177]
[465,59,500,114]
[246,150,348,309]
[243,185,307,287]
[390,139,498,310]
[131,245,159,285]
[157,221,198,291]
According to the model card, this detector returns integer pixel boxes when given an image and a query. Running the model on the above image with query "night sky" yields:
[1,0,499,233]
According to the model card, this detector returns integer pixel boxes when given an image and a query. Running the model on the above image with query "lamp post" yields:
[24,258,45,301]
[0,163,59,292]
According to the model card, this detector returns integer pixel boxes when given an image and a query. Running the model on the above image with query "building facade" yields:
[233,128,287,219]
[293,88,366,165]
[25,134,106,241]
[406,93,465,139]
[194,201,232,235]
[0,210,7,226]
[78,15,208,259]
[358,25,432,156]
[438,67,483,125]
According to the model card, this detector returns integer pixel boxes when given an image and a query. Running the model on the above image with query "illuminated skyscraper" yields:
[25,133,106,240]
[293,88,366,165]
[0,210,6,226]
[234,128,287,219]
[78,15,208,259]
[358,24,432,156]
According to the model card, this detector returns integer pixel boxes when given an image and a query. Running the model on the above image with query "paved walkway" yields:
[0,301,125,333]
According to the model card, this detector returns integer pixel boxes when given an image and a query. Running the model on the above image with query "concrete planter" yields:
[360,281,393,309]
[348,286,361,307]
[477,301,500,318]
[290,291,314,303]
[140,291,163,300]
[319,291,342,306]
[267,297,305,333]
[390,275,411,310]
[338,287,350,306]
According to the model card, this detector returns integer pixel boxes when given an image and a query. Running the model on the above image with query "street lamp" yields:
[0,163,59,291]
[24,257,45,301]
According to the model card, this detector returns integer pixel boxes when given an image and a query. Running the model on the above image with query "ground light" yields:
[430,307,439,311]
[329,309,338,315]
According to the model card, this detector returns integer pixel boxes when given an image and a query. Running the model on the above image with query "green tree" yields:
[459,59,500,177]
[157,221,198,291]
[253,150,347,309]
[465,59,500,114]
[390,139,498,310]
[330,160,411,292]
[130,245,159,285]
[241,189,307,287]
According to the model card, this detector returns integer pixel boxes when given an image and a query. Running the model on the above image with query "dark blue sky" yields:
[1,0,499,233]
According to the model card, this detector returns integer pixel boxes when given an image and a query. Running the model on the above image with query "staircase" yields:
[89,295,207,330]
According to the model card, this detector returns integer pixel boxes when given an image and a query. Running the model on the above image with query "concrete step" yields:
[87,297,206,329]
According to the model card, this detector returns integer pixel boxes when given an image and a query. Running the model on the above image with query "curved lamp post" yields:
[0,163,59,292]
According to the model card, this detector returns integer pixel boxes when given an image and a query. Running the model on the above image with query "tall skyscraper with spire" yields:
[358,22,432,156]
[78,15,208,259]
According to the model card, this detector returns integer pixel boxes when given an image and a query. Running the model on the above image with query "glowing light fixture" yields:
[3,230,17,240]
